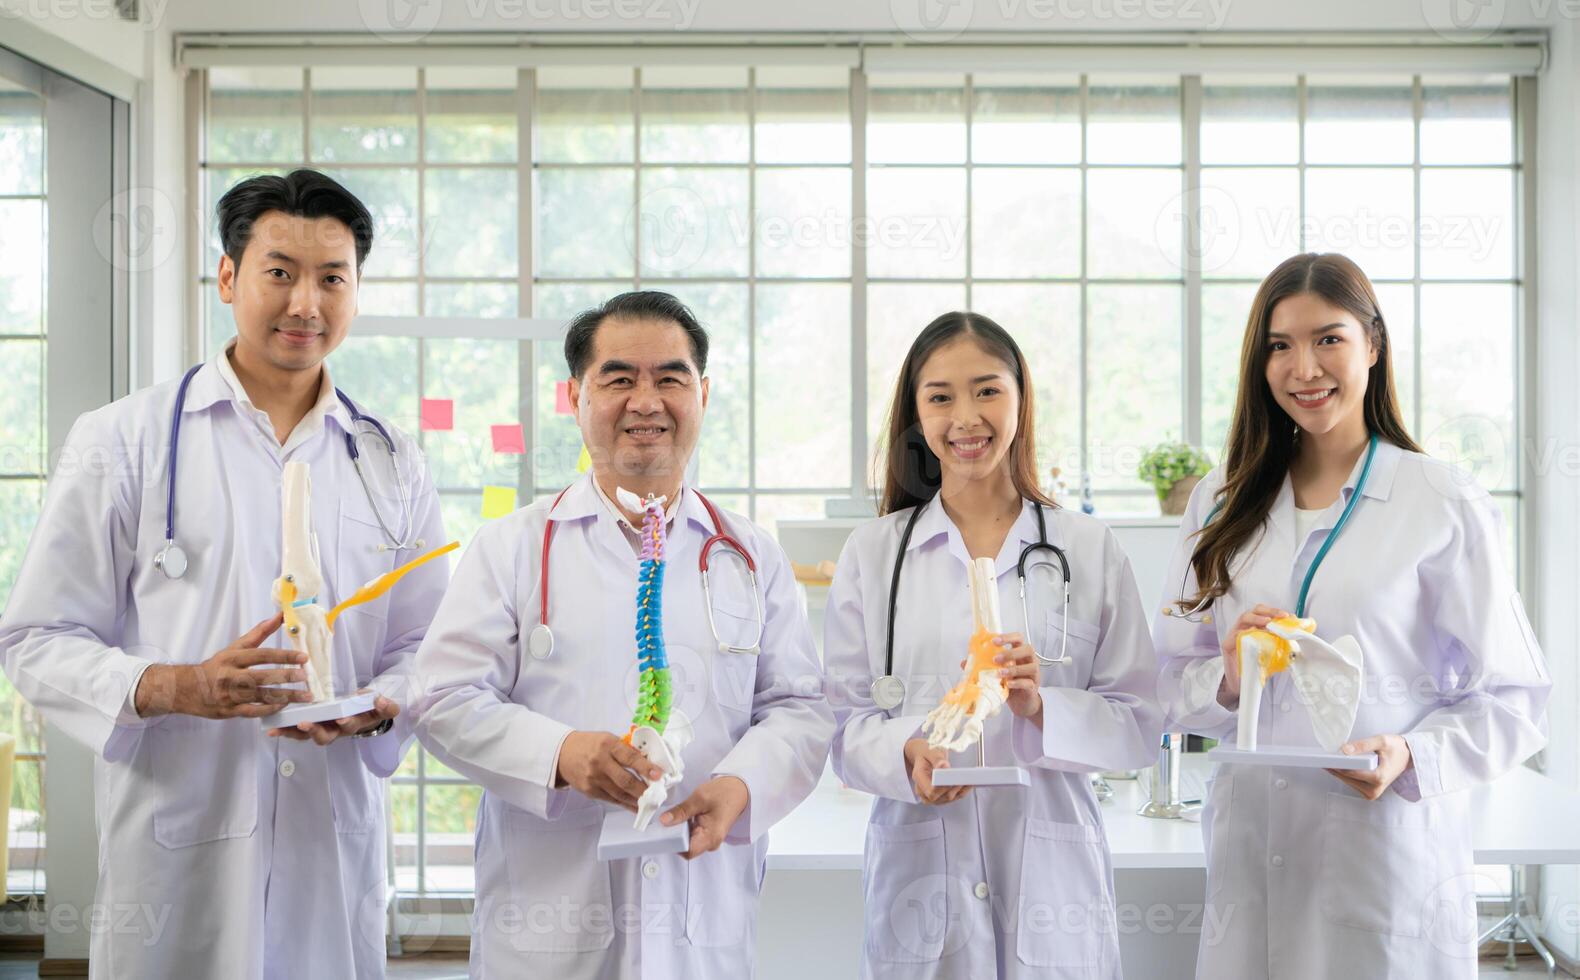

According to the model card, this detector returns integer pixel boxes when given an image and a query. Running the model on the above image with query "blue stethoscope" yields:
[870,498,1072,712]
[153,363,423,580]
[1163,432,1379,623]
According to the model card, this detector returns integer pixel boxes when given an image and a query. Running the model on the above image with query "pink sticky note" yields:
[420,398,453,432]
[555,381,574,415]
[491,423,526,454]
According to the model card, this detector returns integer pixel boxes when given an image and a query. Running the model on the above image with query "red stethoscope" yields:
[525,484,763,660]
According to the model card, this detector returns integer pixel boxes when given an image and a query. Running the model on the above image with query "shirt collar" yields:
[549,471,716,535]
[214,339,349,432]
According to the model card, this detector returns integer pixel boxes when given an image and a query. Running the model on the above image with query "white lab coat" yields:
[824,496,1163,980]
[1154,439,1550,979]
[409,473,834,979]
[0,352,449,980]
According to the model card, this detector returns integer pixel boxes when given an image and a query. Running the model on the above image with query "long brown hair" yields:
[878,312,1056,517]
[1182,253,1421,608]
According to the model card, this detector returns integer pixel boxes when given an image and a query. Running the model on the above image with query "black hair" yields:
[563,290,709,379]
[216,168,375,272]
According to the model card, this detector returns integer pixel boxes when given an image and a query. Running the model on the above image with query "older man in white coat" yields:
[411,289,835,978]
[0,170,448,979]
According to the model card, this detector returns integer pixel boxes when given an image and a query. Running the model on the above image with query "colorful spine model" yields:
[625,492,673,742]
[615,487,693,831]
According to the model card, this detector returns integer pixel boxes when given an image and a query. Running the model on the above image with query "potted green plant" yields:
[1138,442,1213,516]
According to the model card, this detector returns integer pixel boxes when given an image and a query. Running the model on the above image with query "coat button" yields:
[1274,778,1288,790]
[1271,854,1284,868]
[642,861,659,880]
[279,759,296,778]
[973,882,989,900]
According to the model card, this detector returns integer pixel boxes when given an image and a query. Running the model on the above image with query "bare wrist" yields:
[134,664,180,718]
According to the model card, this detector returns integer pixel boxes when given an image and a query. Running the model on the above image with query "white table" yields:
[758,755,1580,979]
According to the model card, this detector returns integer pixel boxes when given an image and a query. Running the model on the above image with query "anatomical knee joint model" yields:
[922,557,1009,753]
[272,461,456,720]
[1235,616,1364,752]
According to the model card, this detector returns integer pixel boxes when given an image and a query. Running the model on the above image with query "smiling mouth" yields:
[1291,387,1336,408]
[949,435,992,458]
[624,425,669,438]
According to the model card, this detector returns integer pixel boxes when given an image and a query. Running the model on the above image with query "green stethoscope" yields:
[1164,432,1379,623]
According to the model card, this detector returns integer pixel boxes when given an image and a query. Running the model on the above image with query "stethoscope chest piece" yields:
[870,674,906,711]
[527,623,554,660]
[154,541,188,580]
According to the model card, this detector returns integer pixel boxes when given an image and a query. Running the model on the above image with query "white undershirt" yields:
[1294,506,1326,544]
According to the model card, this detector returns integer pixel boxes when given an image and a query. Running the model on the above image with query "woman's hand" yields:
[992,633,1044,725]
[1218,603,1292,707]
[1325,734,1414,800]
[904,737,970,805]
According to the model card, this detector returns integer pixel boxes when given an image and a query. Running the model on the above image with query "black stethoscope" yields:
[869,498,1072,711]
[153,362,421,580]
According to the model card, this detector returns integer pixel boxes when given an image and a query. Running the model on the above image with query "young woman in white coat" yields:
[1155,252,1550,978]
[825,312,1163,980]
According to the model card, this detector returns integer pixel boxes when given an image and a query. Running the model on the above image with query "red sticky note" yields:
[420,398,453,432]
[555,381,574,415]
[491,423,525,454]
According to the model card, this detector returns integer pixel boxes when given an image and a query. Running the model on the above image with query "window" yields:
[0,74,47,897]
[198,58,1526,900]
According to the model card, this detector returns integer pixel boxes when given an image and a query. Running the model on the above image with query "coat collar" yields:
[901,494,1061,577]
[180,342,355,435]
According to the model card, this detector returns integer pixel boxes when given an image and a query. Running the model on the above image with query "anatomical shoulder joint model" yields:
[268,461,457,726]
[617,487,694,832]
[1233,615,1364,754]
[922,557,1010,753]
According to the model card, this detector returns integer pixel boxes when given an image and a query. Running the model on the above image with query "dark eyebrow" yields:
[1267,322,1347,340]
[922,373,1004,389]
[263,250,349,271]
[656,360,695,376]
[597,359,637,375]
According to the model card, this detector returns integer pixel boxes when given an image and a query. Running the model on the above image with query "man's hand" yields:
[266,693,398,745]
[1217,603,1292,708]
[554,731,662,812]
[134,614,312,719]
[905,737,969,805]
[661,775,750,860]
[1325,734,1414,800]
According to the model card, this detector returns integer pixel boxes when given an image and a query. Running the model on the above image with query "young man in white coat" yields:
[0,170,449,979]
[411,290,835,978]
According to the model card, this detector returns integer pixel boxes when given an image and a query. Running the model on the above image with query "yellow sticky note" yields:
[481,485,517,520]
[576,444,592,474]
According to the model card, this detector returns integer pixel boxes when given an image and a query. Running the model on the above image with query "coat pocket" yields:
[500,805,614,953]
[1041,612,1102,685]
[327,739,380,833]
[1318,790,1440,938]
[150,716,259,849]
[1015,817,1116,969]
[864,819,949,964]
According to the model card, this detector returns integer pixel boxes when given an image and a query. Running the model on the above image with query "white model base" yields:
[260,690,377,729]
[1208,745,1379,771]
[931,766,1032,788]
[597,807,690,861]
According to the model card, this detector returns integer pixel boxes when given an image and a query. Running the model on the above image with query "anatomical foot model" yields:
[922,557,1010,753]
[617,487,694,832]
[266,461,457,727]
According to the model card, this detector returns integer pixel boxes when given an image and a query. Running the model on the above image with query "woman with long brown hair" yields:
[1154,253,1549,978]
[824,312,1161,979]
